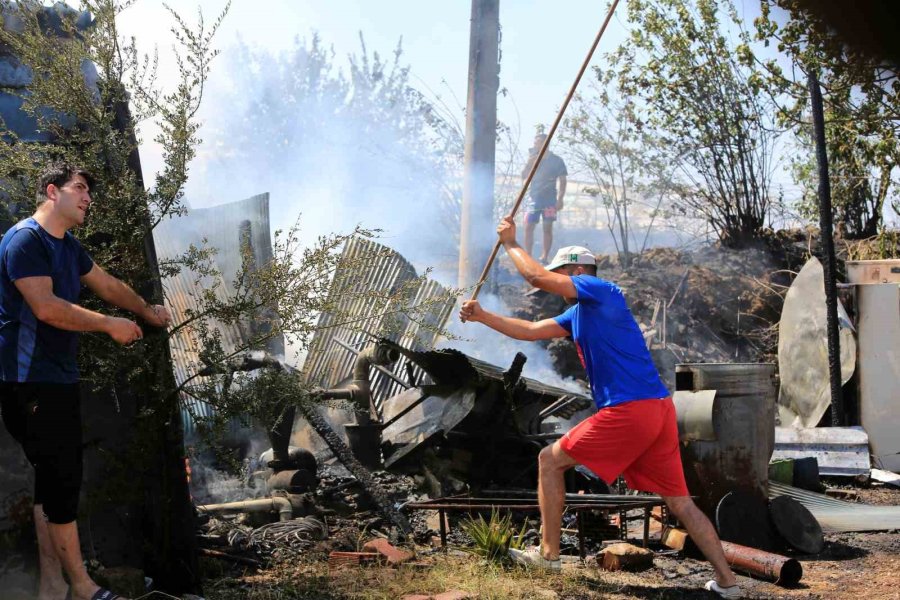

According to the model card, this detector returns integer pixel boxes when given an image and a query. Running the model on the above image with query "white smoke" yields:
[440,292,587,395]
[184,35,464,283]
[180,34,583,392]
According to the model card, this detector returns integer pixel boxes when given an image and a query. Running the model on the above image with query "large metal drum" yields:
[675,363,776,516]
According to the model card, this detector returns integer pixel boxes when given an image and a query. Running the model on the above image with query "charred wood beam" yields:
[296,397,412,536]
[808,70,844,426]
[503,352,527,399]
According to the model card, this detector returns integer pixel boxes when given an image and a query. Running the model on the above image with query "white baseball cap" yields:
[545,246,596,272]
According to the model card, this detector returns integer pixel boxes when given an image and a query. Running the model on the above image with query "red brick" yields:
[362,538,415,565]
[433,591,475,600]
[327,551,383,570]
[400,595,432,600]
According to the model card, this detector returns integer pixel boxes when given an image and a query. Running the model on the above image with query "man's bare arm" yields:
[81,264,170,327]
[497,217,577,298]
[556,175,567,210]
[459,300,569,341]
[14,276,142,344]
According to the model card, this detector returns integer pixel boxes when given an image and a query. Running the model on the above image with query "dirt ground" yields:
[201,533,900,600]
[200,485,900,600]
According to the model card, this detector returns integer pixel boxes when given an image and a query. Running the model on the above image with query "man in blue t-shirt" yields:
[0,163,172,600]
[459,216,740,598]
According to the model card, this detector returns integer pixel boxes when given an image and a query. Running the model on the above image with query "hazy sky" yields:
[111,0,786,190]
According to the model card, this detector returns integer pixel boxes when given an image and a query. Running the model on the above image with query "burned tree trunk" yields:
[295,398,411,536]
[109,93,201,593]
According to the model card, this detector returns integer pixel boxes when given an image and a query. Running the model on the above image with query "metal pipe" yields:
[313,387,354,401]
[266,469,316,493]
[315,342,401,417]
[334,338,409,389]
[720,541,802,586]
[197,496,294,522]
[352,343,400,420]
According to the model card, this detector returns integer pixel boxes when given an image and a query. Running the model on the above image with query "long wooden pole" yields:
[469,0,620,300]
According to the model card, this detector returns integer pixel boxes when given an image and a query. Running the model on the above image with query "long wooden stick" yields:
[470,0,621,300]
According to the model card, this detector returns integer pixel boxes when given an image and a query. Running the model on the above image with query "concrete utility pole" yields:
[458,0,500,289]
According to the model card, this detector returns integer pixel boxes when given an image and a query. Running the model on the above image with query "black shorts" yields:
[0,381,82,524]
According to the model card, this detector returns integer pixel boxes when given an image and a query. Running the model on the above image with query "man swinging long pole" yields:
[459,4,744,596]
[469,0,620,301]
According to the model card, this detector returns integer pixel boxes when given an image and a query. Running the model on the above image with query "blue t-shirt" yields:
[553,275,669,409]
[0,218,94,383]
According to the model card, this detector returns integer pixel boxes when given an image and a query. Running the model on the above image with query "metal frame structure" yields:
[405,491,666,558]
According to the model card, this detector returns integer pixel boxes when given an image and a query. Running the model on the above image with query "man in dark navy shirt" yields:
[0,163,171,600]
[459,217,741,598]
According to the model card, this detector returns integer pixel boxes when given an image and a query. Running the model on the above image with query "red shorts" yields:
[559,397,689,496]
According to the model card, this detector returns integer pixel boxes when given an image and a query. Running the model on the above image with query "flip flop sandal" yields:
[91,589,124,600]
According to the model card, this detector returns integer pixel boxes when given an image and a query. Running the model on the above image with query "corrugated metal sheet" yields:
[301,236,456,412]
[769,481,900,532]
[153,194,279,435]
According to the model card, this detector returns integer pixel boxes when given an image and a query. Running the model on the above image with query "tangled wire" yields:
[225,517,328,554]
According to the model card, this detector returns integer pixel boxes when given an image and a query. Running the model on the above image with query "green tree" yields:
[607,0,778,247]
[0,0,227,591]
[561,78,675,269]
[753,0,900,238]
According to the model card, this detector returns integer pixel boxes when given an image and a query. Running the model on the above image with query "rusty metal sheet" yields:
[153,193,276,435]
[301,236,456,413]
[380,341,592,405]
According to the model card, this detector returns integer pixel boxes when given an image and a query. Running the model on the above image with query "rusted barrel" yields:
[721,541,802,585]
[675,363,776,517]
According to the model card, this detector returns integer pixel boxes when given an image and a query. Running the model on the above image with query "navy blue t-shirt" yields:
[0,218,94,383]
[554,275,669,409]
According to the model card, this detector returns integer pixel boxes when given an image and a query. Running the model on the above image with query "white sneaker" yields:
[508,547,561,571]
[705,580,742,598]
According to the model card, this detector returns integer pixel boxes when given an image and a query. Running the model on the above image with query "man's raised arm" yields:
[496,216,577,299]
